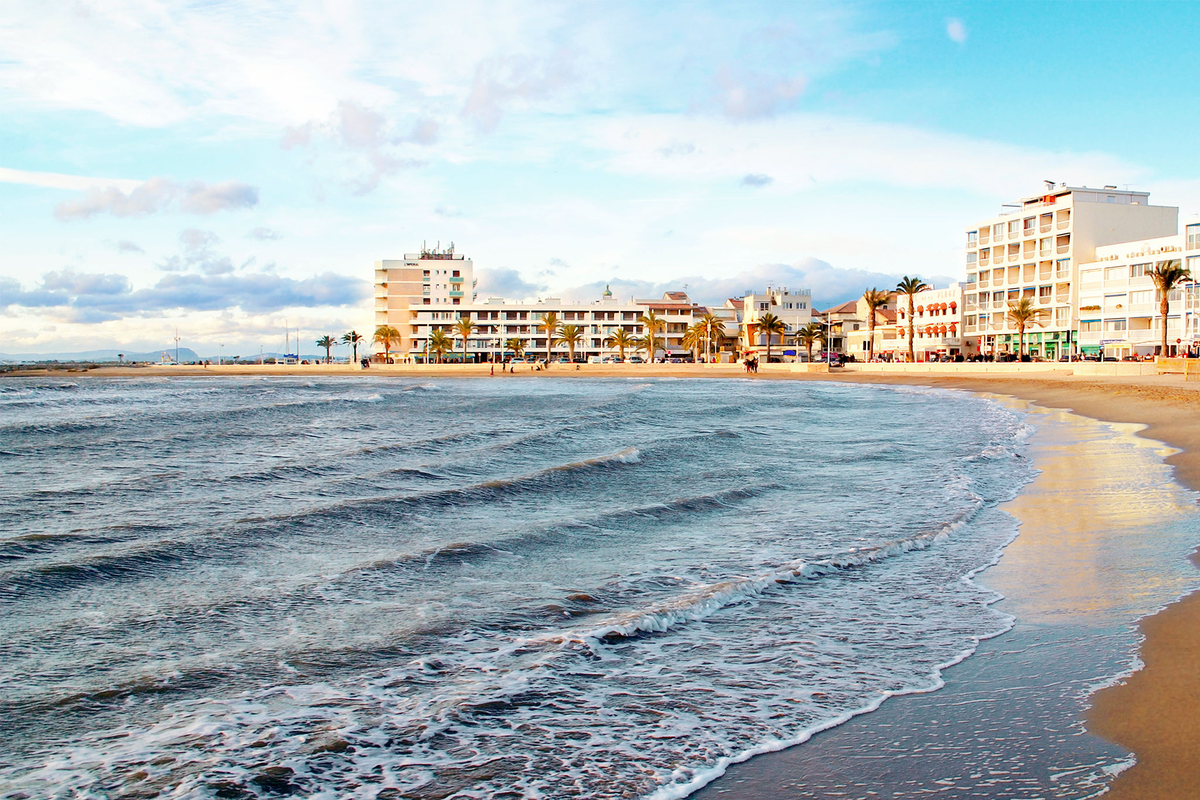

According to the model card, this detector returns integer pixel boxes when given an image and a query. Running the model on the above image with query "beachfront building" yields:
[741,287,813,360]
[896,284,967,360]
[402,290,709,362]
[1075,231,1200,358]
[963,185,1178,360]
[375,244,476,355]
[843,292,899,360]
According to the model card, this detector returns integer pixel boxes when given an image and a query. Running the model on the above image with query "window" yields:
[1105,319,1127,331]
[1080,269,1102,285]
[1023,217,1036,233]
[1080,320,1101,332]
[966,315,977,326]
[1107,195,1116,203]
[994,224,1004,239]
[1055,307,1070,323]
[1130,290,1153,305]
[1008,220,1019,234]
[1189,256,1200,275]
[1104,293,1127,308]
[1104,266,1125,281]
[967,231,978,246]
[966,252,977,264]
[1188,224,1200,250]
[993,291,1004,303]
[1130,263,1148,278]
[423,298,431,305]
[1038,285,1052,297]
[967,273,977,284]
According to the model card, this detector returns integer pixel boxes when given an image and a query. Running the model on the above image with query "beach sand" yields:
[11,363,1200,798]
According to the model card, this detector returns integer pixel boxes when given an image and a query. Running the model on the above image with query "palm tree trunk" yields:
[907,296,915,363]
[868,317,875,361]
[1161,295,1170,356]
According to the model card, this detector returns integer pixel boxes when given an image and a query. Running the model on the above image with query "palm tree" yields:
[604,327,636,360]
[682,321,706,361]
[639,310,665,362]
[635,335,657,360]
[861,288,890,362]
[504,337,525,359]
[454,316,477,364]
[1005,297,1047,359]
[372,325,400,363]
[896,276,929,362]
[428,329,452,364]
[557,324,584,362]
[342,330,364,363]
[795,322,824,363]
[700,312,726,362]
[537,311,561,364]
[755,312,786,363]
[1149,259,1192,357]
[315,335,336,363]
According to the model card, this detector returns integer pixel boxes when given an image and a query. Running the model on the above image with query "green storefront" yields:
[1001,330,1072,359]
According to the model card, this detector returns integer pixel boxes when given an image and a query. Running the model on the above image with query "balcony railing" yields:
[1009,232,1020,240]
[977,279,989,289]
[1057,245,1070,254]
[1037,296,1051,304]
[1040,223,1052,233]
[449,290,464,297]
[1057,220,1070,230]
[978,258,990,267]
[979,236,990,245]
[1009,254,1019,262]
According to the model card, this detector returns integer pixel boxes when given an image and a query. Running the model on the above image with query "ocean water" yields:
[0,376,1042,798]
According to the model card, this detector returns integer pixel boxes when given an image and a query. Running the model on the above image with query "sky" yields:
[3,0,1199,356]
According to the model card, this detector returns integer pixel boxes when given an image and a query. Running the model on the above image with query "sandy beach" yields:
[9,363,1200,798]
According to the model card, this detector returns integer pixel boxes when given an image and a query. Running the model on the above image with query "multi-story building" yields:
[963,185,1177,359]
[896,283,966,360]
[402,289,709,362]
[374,243,477,355]
[843,292,899,360]
[741,287,813,358]
[1075,233,1200,358]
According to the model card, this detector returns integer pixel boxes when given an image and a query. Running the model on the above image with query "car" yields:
[555,357,571,364]
[628,356,645,364]
[510,357,527,364]
[588,356,602,364]
[603,356,623,364]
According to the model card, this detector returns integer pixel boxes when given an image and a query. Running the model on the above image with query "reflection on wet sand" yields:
[696,402,1200,799]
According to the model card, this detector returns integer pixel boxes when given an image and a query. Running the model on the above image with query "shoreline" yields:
[11,366,1200,797]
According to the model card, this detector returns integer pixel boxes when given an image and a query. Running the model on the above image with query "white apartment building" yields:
[963,185,1177,359]
[403,289,708,362]
[741,287,813,358]
[896,283,966,359]
[1076,231,1200,358]
[374,243,477,355]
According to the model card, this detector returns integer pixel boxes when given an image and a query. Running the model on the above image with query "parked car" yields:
[588,355,602,364]
[603,356,623,364]
[628,356,645,364]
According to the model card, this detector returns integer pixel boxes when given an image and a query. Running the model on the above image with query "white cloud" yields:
[55,178,259,220]
[946,19,968,44]
[0,166,140,193]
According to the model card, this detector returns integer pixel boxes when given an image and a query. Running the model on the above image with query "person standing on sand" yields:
[490,363,494,376]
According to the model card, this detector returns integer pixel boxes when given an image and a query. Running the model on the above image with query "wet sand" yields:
[10,364,1200,797]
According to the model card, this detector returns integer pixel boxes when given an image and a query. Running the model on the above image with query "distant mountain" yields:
[0,347,200,363]
[0,348,339,364]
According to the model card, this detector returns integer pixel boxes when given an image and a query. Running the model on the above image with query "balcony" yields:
[449,290,464,297]
[1037,296,1051,305]
[1057,220,1070,230]
[977,279,989,289]
[978,257,990,267]
[1057,245,1070,254]
[1008,253,1019,262]
[1009,231,1020,240]
[449,276,464,284]
[1040,223,1052,233]
[979,235,990,245]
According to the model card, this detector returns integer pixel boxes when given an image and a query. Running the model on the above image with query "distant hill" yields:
[0,347,200,364]
[0,348,339,364]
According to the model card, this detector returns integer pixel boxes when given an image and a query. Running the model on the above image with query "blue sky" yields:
[2,0,1198,355]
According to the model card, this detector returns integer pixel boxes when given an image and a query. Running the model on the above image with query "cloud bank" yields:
[55,178,259,220]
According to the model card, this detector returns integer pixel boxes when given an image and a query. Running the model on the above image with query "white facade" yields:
[896,284,965,359]
[374,244,477,354]
[741,286,813,357]
[1076,233,1200,357]
[963,185,1177,359]
[403,290,708,362]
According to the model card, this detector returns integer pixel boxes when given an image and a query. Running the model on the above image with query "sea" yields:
[0,376,1192,799]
